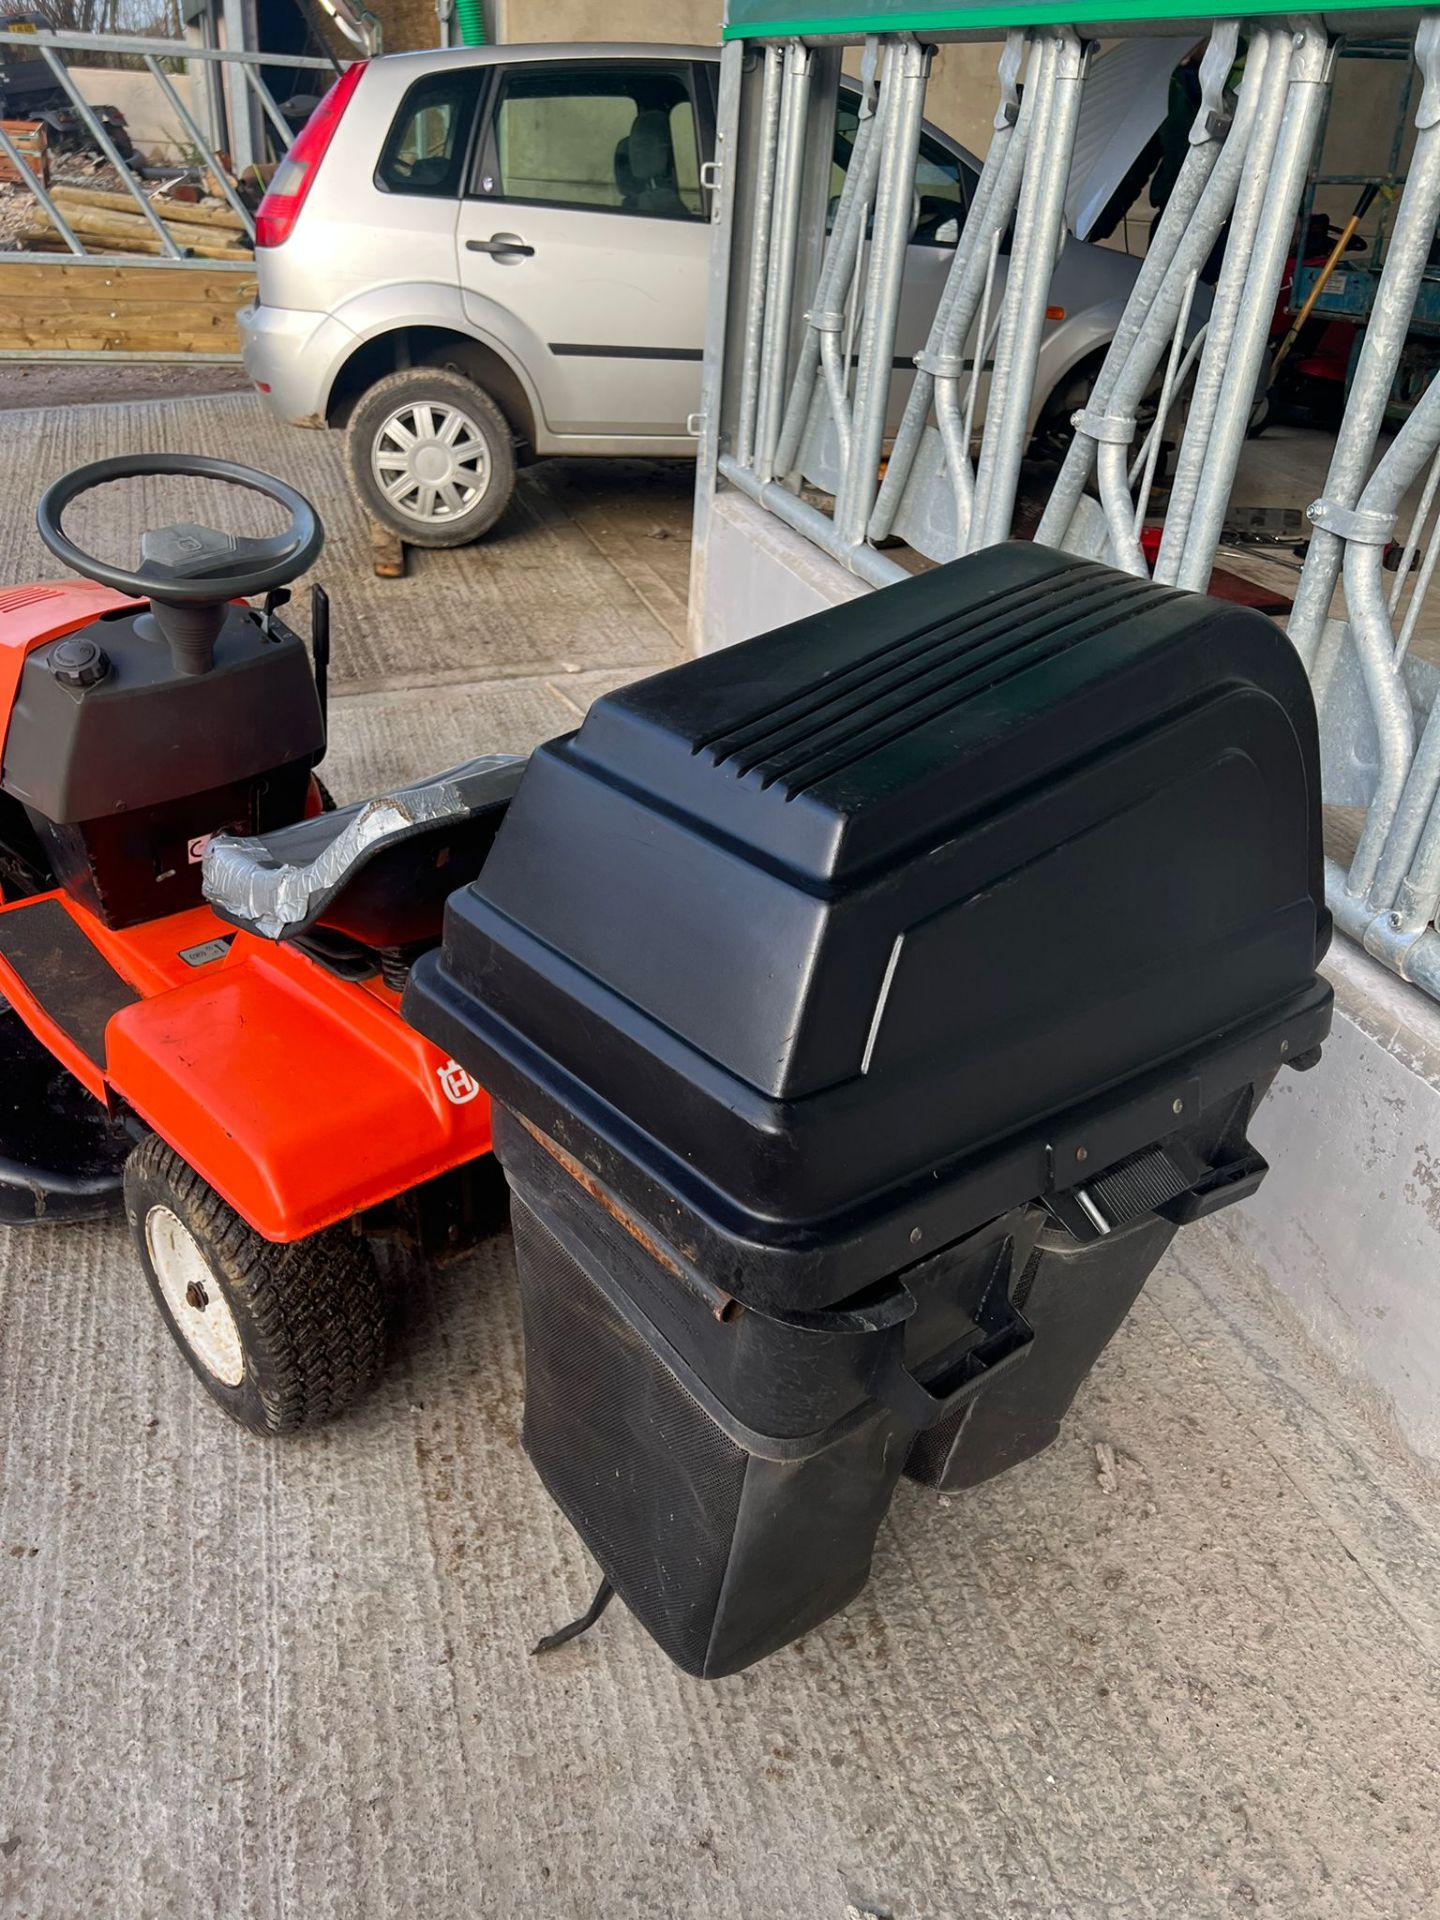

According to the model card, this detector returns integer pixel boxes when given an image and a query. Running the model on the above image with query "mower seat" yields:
[202,756,525,951]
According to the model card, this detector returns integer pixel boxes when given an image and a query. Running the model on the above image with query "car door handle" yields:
[466,234,534,258]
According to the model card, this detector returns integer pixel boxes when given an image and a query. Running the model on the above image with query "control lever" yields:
[311,583,330,747]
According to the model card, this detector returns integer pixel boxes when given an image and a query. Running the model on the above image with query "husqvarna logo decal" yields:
[438,1058,481,1106]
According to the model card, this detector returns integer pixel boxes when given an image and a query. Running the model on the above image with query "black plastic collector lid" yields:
[406,542,1331,1308]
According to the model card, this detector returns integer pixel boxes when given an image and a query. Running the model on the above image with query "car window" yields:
[376,70,479,198]
[478,63,704,219]
[832,94,974,246]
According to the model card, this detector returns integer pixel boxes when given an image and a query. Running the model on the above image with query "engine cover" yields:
[1,602,324,927]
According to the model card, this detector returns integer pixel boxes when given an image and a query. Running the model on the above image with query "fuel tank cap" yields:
[50,634,110,690]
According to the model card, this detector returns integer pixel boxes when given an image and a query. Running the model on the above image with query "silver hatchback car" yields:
[241,43,1148,549]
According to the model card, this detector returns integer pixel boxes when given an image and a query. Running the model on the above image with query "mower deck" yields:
[0,995,132,1222]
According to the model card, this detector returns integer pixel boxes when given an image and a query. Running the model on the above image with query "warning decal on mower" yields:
[438,1059,481,1106]
[179,935,235,968]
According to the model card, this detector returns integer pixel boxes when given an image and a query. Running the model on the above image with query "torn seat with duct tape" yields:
[202,756,525,951]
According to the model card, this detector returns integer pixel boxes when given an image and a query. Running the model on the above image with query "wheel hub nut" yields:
[185,1279,209,1312]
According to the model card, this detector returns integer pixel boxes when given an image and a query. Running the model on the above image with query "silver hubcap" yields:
[371,400,491,526]
[146,1205,245,1388]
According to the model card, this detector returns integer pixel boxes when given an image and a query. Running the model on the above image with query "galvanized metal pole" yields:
[774,38,887,482]
[973,30,1088,551]
[1293,15,1440,682]
[1388,443,1440,625]
[1131,272,1199,534]
[834,36,929,548]
[1323,381,1440,899]
[1153,23,1295,583]
[755,40,812,484]
[781,41,846,491]
[1330,368,1440,918]
[1035,19,1242,555]
[968,31,1058,549]
[143,53,256,239]
[1175,21,1333,592]
[962,250,1002,472]
[1395,486,1440,662]
[0,23,330,66]
[734,45,783,470]
[719,452,909,587]
[870,28,1029,546]
[1376,697,1440,926]
[689,37,746,653]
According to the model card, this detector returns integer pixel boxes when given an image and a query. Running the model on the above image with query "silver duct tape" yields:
[201,756,523,940]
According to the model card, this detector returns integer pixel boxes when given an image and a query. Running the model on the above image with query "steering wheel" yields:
[36,453,323,605]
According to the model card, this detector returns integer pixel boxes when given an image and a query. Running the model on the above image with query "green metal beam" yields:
[723,2,1409,37]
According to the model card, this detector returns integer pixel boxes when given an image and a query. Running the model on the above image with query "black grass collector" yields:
[405,540,1332,1678]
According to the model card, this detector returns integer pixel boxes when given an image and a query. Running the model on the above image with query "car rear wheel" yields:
[125,1134,385,1436]
[347,366,516,549]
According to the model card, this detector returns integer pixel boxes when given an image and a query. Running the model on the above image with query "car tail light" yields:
[255,61,366,249]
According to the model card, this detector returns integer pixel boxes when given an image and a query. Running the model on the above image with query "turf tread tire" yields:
[125,1134,385,1436]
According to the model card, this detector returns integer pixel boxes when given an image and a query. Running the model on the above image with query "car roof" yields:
[373,42,719,68]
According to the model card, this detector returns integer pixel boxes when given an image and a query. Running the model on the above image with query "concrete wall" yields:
[70,68,200,163]
[1229,935,1440,1470]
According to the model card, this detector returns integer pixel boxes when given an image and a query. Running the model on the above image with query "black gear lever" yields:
[36,454,324,676]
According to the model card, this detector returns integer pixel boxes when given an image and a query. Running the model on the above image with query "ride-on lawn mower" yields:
[2,455,1332,1678]
[0,454,517,1433]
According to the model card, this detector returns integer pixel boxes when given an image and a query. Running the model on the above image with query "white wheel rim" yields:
[371,400,492,526]
[146,1205,245,1388]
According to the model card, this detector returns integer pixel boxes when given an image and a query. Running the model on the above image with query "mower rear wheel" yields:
[347,366,516,549]
[124,1135,385,1436]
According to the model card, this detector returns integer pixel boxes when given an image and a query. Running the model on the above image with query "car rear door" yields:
[362,64,483,306]
[458,57,711,441]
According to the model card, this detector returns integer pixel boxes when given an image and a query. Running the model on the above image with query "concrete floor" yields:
[2,396,1440,1920]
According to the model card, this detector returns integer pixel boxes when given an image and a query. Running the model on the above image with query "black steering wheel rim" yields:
[36,453,323,605]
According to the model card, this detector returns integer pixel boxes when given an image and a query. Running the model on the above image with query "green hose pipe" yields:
[454,0,486,45]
